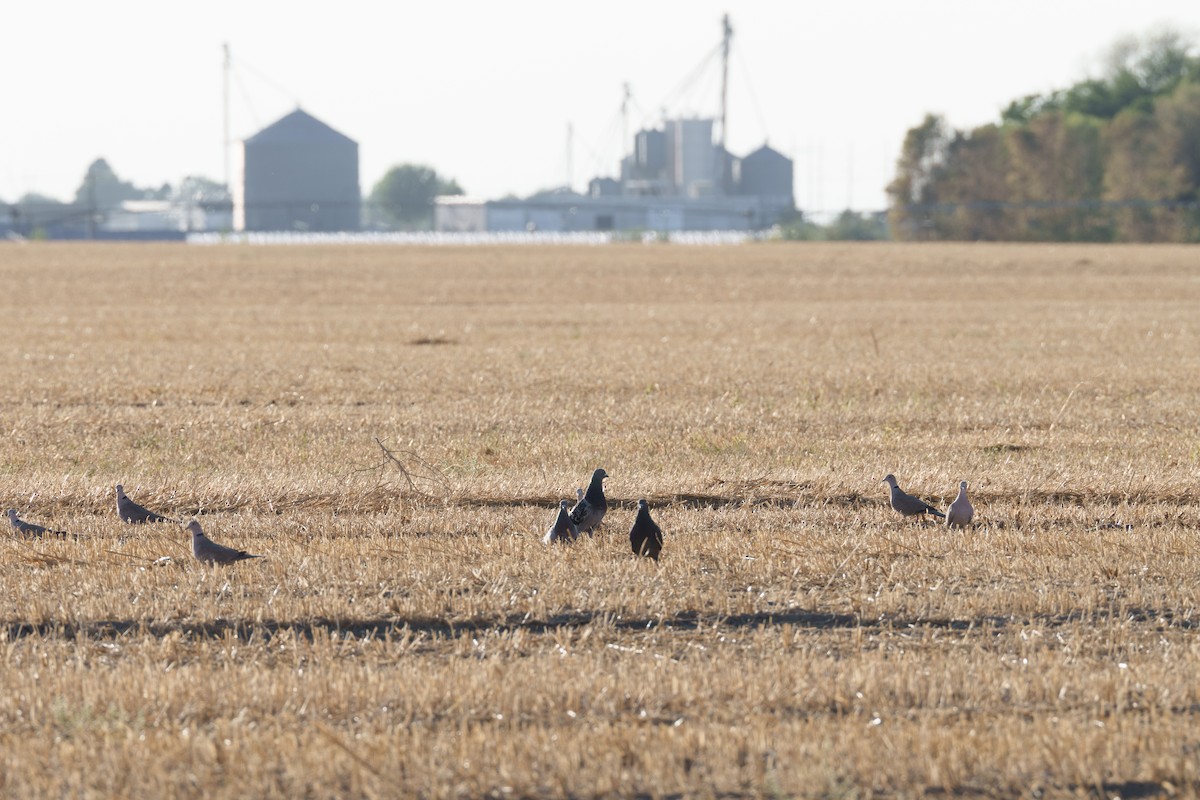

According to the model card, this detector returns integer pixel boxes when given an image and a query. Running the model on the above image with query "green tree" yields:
[367,164,464,230]
[73,158,142,210]
[886,114,952,239]
[889,27,1199,241]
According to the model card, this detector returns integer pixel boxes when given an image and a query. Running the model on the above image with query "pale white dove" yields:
[542,500,580,545]
[946,481,974,528]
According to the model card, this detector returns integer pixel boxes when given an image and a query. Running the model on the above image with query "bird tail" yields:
[928,507,946,518]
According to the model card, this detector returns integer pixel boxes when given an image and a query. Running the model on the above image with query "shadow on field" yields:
[928,780,1171,799]
[2,605,1191,644]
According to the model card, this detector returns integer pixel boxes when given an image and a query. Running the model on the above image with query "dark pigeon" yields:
[629,499,663,561]
[569,468,609,534]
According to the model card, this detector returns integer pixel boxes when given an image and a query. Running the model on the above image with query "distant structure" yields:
[234,109,360,232]
[436,16,794,234]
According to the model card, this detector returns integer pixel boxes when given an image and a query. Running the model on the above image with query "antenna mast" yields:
[222,43,231,191]
[719,14,732,151]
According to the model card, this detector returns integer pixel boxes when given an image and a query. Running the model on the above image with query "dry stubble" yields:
[1,242,1200,797]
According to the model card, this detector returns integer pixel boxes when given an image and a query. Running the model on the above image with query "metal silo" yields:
[738,144,793,202]
[235,109,360,232]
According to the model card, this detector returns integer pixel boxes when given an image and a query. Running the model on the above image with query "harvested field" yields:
[1,241,1199,798]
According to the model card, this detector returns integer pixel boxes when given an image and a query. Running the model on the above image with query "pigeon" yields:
[116,484,176,524]
[569,468,609,534]
[187,520,263,564]
[629,499,663,561]
[7,508,70,539]
[542,499,581,545]
[946,480,974,528]
[883,474,945,519]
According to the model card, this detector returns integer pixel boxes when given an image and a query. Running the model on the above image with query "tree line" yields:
[888,29,1200,242]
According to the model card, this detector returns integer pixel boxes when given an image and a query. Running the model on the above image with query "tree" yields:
[886,114,952,239]
[72,158,143,210]
[173,175,231,207]
[888,27,1200,241]
[367,164,464,230]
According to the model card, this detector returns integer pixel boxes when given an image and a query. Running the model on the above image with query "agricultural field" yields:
[1,241,1199,798]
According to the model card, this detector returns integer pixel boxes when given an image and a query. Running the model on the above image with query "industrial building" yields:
[434,17,794,235]
[234,109,360,232]
[434,125,794,234]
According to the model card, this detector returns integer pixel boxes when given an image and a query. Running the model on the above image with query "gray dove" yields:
[569,468,609,534]
[116,484,176,524]
[883,474,945,519]
[7,508,70,539]
[946,481,974,528]
[629,499,663,561]
[187,520,263,564]
[542,499,581,545]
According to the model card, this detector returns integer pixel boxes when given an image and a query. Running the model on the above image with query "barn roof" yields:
[244,108,356,146]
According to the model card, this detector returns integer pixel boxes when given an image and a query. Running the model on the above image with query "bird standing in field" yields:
[7,508,70,539]
[187,520,263,564]
[543,499,581,545]
[946,480,974,528]
[569,468,609,534]
[883,474,946,519]
[629,499,663,561]
[116,484,176,524]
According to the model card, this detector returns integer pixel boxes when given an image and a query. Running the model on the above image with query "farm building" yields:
[234,109,360,232]
[434,128,794,234]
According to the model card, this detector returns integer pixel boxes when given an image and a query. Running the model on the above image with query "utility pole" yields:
[621,82,631,160]
[719,14,732,152]
[223,43,231,193]
[566,121,574,192]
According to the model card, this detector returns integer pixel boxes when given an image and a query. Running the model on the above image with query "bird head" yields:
[637,499,649,511]
[186,520,203,537]
[6,509,17,522]
[883,474,898,487]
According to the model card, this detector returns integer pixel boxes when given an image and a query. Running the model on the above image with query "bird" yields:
[7,508,70,538]
[629,499,663,561]
[542,499,581,545]
[946,480,974,528]
[883,474,945,519]
[116,484,176,524]
[187,520,263,564]
[569,468,609,534]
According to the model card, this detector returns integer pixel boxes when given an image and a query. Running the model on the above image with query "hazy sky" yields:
[4,1,1199,213]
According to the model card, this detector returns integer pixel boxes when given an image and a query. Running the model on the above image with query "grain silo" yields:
[738,144,793,203]
[234,108,360,232]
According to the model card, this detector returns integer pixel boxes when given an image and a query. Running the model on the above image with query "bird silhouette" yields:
[116,484,176,524]
[883,474,945,519]
[569,468,609,534]
[187,520,263,564]
[542,499,581,544]
[629,499,663,561]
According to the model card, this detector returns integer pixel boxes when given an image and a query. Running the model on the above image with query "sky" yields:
[4,1,1199,214]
